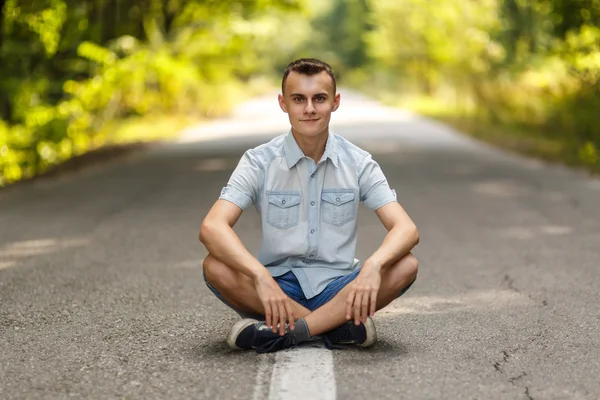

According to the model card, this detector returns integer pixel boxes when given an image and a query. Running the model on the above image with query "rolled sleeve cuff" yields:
[363,188,397,210]
[219,186,253,210]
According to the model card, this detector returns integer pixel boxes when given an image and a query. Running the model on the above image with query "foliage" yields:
[3,0,600,185]
[0,0,306,186]
[352,0,600,171]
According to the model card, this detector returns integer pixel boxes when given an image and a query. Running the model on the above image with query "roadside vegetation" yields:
[2,0,599,187]
[0,0,306,186]
[309,0,600,174]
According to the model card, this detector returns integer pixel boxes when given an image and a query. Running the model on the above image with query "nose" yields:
[304,99,316,114]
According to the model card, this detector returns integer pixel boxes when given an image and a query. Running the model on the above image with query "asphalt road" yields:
[1,91,599,399]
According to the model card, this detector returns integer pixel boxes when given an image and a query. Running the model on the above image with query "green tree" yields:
[0,0,307,186]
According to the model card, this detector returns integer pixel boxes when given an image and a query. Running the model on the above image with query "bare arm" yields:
[346,201,419,324]
[365,201,420,271]
[199,199,295,333]
[198,199,268,281]
[357,155,419,269]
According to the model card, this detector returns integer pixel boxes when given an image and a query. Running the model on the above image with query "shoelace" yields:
[256,335,298,354]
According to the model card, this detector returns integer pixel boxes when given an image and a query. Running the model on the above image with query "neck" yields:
[291,128,329,164]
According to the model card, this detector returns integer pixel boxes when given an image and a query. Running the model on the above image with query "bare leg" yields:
[203,254,311,320]
[304,253,418,336]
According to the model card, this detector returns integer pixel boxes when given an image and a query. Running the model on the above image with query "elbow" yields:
[199,218,216,245]
[410,224,420,247]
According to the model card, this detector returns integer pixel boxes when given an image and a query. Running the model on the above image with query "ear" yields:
[332,93,341,112]
[278,94,288,113]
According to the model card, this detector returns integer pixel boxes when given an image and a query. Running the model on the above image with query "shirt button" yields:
[336,197,340,202]
[311,201,315,206]
[309,254,314,258]
[310,229,315,234]
[311,173,315,178]
[282,200,286,204]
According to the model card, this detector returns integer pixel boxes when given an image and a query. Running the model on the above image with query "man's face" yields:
[278,71,340,138]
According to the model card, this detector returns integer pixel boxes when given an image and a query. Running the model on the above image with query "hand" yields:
[254,273,295,335]
[346,262,382,325]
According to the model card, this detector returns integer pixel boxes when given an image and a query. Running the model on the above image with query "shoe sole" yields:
[227,318,258,350]
[358,317,377,348]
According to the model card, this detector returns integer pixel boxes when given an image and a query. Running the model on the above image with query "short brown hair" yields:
[281,58,336,94]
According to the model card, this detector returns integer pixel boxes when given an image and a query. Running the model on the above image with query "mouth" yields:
[301,118,321,122]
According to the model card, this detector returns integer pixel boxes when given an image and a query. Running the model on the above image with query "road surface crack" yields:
[493,350,536,399]
[525,387,534,400]
[493,350,511,372]
[503,274,519,293]
[508,372,527,384]
[503,273,547,307]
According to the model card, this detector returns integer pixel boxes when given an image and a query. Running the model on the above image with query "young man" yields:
[199,58,419,353]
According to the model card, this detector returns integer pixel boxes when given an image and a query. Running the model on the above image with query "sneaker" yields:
[226,318,297,353]
[322,317,377,349]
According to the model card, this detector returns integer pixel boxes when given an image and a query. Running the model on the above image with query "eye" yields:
[316,96,326,103]
[293,97,304,103]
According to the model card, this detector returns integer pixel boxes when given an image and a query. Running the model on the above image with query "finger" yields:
[361,291,369,323]
[278,302,287,336]
[353,292,362,325]
[271,301,279,333]
[284,301,295,331]
[264,302,272,330]
[370,289,378,317]
[346,291,355,320]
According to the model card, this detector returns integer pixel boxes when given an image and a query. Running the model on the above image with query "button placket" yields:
[306,162,320,260]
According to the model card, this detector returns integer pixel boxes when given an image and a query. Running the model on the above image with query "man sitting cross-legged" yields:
[199,58,419,353]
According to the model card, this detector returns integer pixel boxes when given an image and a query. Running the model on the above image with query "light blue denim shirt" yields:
[219,131,397,299]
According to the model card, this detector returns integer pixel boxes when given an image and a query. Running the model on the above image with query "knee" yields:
[404,253,419,282]
[203,254,236,290]
[392,253,418,289]
[202,254,217,283]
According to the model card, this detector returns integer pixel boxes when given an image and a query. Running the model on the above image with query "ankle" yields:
[291,318,314,343]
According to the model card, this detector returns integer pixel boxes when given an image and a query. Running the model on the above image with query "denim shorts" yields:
[203,268,414,320]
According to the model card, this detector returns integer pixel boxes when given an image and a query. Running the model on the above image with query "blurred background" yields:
[1,0,599,188]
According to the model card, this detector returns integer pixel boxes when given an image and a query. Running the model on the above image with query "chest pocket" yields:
[321,190,356,226]
[266,191,301,230]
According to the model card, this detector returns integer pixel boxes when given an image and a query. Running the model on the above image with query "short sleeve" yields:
[358,154,397,210]
[219,150,263,210]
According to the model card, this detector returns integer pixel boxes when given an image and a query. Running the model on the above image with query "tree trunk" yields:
[163,1,175,35]
[0,0,7,120]
[0,0,6,50]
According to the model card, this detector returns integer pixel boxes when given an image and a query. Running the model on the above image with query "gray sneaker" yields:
[227,319,297,353]
[322,317,377,349]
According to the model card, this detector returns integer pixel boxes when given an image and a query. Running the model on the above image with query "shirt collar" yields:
[283,130,339,169]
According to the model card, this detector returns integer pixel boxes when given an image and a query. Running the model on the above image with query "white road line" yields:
[268,346,336,400]
[252,354,272,400]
